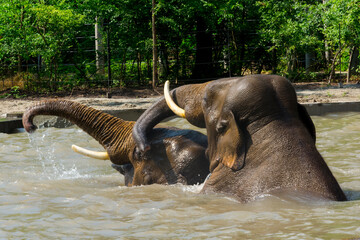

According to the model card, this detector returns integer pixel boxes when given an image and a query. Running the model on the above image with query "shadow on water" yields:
[343,190,360,201]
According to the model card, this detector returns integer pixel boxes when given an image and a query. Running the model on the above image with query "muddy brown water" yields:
[1,114,360,239]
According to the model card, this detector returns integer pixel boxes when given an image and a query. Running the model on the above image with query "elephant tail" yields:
[22,99,135,163]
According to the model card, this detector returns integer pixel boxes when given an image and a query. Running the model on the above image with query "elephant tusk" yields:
[71,144,110,160]
[164,80,186,118]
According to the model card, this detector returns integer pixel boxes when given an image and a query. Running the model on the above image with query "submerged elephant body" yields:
[133,75,346,202]
[23,100,209,186]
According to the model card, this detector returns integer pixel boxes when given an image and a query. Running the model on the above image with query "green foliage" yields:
[29,4,85,61]
[0,85,26,98]
[1,0,360,91]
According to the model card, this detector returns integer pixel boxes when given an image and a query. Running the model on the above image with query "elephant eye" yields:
[216,120,228,134]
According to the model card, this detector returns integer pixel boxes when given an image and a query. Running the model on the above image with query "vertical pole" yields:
[95,17,105,74]
[107,23,112,98]
[323,0,330,65]
[152,0,158,89]
[339,23,341,79]
[227,27,231,77]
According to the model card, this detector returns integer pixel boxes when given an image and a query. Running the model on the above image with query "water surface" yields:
[0,114,360,239]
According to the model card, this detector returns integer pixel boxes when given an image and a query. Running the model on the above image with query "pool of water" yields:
[1,114,360,239]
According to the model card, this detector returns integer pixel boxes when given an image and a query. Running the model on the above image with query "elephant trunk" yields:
[132,82,209,152]
[22,99,135,164]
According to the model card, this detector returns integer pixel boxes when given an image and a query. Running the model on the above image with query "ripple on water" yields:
[0,115,360,238]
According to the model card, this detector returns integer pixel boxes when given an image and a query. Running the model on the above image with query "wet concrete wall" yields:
[2,101,360,133]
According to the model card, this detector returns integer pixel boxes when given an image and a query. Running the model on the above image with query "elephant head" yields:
[23,100,209,186]
[132,75,347,202]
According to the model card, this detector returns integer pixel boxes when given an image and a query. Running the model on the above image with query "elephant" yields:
[132,74,347,202]
[22,99,210,186]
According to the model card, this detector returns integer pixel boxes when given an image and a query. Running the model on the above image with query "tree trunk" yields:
[137,52,141,85]
[175,46,179,84]
[120,50,127,86]
[328,47,342,84]
[272,48,277,74]
[17,56,22,73]
[323,0,330,66]
[191,17,214,81]
[347,46,359,83]
[159,42,169,79]
[305,52,313,73]
[152,0,158,89]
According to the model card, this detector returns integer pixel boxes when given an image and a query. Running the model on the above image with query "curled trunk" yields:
[22,99,134,164]
[132,82,208,152]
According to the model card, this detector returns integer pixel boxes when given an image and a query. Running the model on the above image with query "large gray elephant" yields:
[133,75,347,202]
[22,100,209,186]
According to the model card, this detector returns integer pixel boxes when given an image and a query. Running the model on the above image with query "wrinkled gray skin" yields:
[22,100,210,186]
[133,75,347,202]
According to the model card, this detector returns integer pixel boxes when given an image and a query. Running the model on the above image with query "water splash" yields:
[27,128,85,180]
[180,182,205,194]
[179,173,210,193]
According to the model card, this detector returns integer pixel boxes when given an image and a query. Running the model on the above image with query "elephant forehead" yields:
[227,77,298,118]
[202,81,232,123]
[201,75,298,126]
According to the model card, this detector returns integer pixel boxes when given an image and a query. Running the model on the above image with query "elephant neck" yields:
[246,119,343,197]
[248,118,316,159]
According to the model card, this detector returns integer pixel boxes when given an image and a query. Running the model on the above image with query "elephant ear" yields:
[297,103,316,142]
[216,111,246,171]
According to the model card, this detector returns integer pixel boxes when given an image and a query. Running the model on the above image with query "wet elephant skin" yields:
[22,100,209,186]
[132,75,347,202]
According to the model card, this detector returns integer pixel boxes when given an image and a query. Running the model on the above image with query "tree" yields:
[30,4,85,84]
[258,0,324,79]
[321,0,360,82]
[0,0,36,72]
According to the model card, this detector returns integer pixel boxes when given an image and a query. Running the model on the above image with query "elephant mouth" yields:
[209,157,221,172]
[210,154,245,172]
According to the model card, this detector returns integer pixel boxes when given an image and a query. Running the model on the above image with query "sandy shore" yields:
[0,97,159,118]
[2,83,360,118]
[296,83,360,104]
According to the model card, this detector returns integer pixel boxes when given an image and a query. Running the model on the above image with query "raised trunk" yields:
[22,100,134,164]
[132,82,209,152]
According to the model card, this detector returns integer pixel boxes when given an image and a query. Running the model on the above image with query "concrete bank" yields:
[304,101,360,116]
[2,101,360,133]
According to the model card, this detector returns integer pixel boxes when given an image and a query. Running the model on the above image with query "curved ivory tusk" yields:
[164,80,186,118]
[71,144,110,160]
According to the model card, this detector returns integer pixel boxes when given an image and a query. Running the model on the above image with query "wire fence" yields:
[0,27,326,93]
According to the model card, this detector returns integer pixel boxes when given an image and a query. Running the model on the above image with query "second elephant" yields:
[22,100,209,186]
[133,75,347,202]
